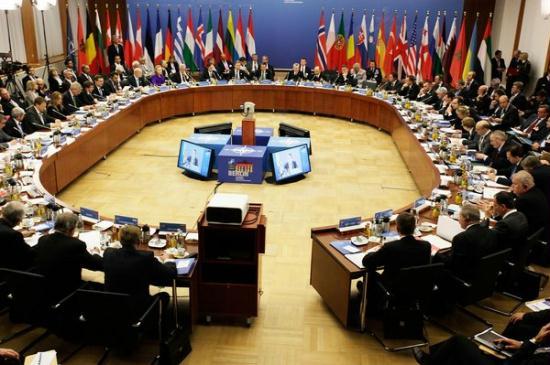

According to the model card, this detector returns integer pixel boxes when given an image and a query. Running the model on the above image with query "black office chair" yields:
[75,289,163,365]
[368,263,444,352]
[529,226,550,267]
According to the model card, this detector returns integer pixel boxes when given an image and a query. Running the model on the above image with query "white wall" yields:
[0,8,27,63]
[33,2,65,61]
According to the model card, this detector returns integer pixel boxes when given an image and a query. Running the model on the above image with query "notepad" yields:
[344,252,367,269]
[176,258,196,276]
[330,240,360,255]
[79,231,101,250]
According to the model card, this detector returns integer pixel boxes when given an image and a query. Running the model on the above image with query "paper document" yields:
[436,215,464,242]
[423,235,452,251]
[26,350,57,365]
[525,298,550,312]
[344,252,367,269]
[434,164,448,174]
[483,187,506,200]
[485,179,510,189]
[93,220,113,231]
[79,231,101,250]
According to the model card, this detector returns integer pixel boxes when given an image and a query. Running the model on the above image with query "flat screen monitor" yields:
[271,144,311,182]
[278,123,310,138]
[177,140,215,178]
[193,122,232,135]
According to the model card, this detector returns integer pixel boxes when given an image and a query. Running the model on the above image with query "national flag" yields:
[329,11,346,70]
[375,12,386,73]
[367,12,375,63]
[134,6,143,61]
[384,13,397,77]
[395,13,409,79]
[153,8,163,65]
[66,4,76,67]
[405,12,418,77]
[246,7,256,58]
[115,5,123,40]
[315,9,328,71]
[462,16,478,81]
[234,8,246,59]
[224,9,236,62]
[85,6,98,74]
[214,8,224,63]
[357,12,368,68]
[417,13,432,81]
[76,6,86,71]
[144,6,154,70]
[104,5,112,69]
[164,8,173,61]
[204,8,214,62]
[449,14,467,87]
[432,13,445,77]
[346,12,357,67]
[477,14,492,83]
[184,7,197,71]
[174,8,184,65]
[94,8,106,72]
[442,15,457,84]
[195,8,206,68]
[125,6,135,67]
[326,12,336,69]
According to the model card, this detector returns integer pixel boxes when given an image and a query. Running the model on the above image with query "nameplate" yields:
[414,197,427,209]
[339,216,362,229]
[302,82,315,87]
[374,209,393,221]
[322,84,334,89]
[234,79,247,85]
[114,215,138,226]
[159,222,186,234]
[80,207,100,222]
[260,80,272,85]
[198,81,210,87]
[176,83,189,89]
[159,85,170,92]
[217,79,228,85]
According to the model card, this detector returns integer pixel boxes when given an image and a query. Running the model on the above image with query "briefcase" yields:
[158,327,192,365]
[383,306,424,340]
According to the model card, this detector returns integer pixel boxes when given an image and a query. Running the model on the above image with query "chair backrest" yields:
[0,268,50,325]
[390,263,445,305]
[76,289,137,347]
[462,249,512,304]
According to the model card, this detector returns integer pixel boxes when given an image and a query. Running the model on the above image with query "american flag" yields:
[405,13,418,77]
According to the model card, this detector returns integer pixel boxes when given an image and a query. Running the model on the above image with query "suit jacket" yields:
[166,61,179,76]
[398,83,420,100]
[477,131,492,154]
[509,92,529,111]
[496,158,525,186]
[77,92,95,106]
[216,60,234,79]
[231,69,249,81]
[496,104,521,131]
[334,73,357,87]
[246,61,261,75]
[104,79,122,95]
[473,94,491,115]
[107,43,125,67]
[32,232,103,303]
[125,75,150,88]
[0,127,13,143]
[200,69,222,81]
[170,72,193,84]
[92,86,108,100]
[1,98,21,117]
[285,71,302,82]
[525,117,549,142]
[362,235,431,286]
[77,73,94,85]
[444,223,497,282]
[46,105,69,121]
[493,211,529,264]
[417,91,438,105]
[256,69,275,81]
[534,75,550,96]
[62,91,81,114]
[530,165,550,210]
[22,106,53,134]
[0,218,34,270]
[516,187,550,235]
[103,246,176,314]
[463,80,480,102]
[365,67,382,84]
[48,76,70,94]
[380,80,402,93]
[3,118,26,138]
[484,140,513,175]
[462,129,479,150]
[491,57,506,80]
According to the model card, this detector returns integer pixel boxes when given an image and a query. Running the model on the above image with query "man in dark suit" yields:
[247,54,261,76]
[92,75,108,99]
[0,114,14,148]
[107,35,125,69]
[261,55,275,74]
[398,75,420,100]
[490,95,521,131]
[490,50,506,80]
[437,204,497,282]
[0,88,22,117]
[298,58,311,80]
[285,63,302,82]
[509,81,529,113]
[217,53,233,80]
[460,117,478,146]
[416,82,437,104]
[463,71,480,104]
[125,68,150,88]
[365,60,382,84]
[473,85,491,115]
[78,81,96,106]
[170,64,194,84]
[534,67,550,96]
[334,65,357,87]
[476,130,514,175]
[77,64,94,85]
[521,156,550,210]
[516,105,549,143]
[21,66,37,91]
[0,202,34,270]
[257,63,274,82]
[104,72,123,95]
[231,61,249,81]
[200,64,222,82]
[4,107,27,138]
[62,82,83,114]
[22,97,56,134]
[468,120,492,153]
[379,72,402,93]
[32,212,103,304]
[511,170,550,236]
[103,225,176,317]
[488,144,528,186]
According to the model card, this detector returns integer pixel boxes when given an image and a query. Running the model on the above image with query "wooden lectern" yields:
[242,117,256,146]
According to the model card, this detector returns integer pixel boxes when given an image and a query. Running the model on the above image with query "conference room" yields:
[1,0,550,364]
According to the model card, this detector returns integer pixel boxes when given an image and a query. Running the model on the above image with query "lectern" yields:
[241,117,256,145]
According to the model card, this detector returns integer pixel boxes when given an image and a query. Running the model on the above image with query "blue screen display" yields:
[178,140,214,178]
[272,144,311,182]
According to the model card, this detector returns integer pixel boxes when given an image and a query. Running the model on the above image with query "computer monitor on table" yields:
[271,144,311,183]
[177,140,215,179]
[193,122,233,135]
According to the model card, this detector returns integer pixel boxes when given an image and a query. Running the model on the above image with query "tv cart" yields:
[197,203,266,326]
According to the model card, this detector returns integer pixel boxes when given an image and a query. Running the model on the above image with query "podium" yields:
[241,117,256,145]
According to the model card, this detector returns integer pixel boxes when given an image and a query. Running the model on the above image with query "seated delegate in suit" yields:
[362,212,431,308]
[310,66,328,83]
[473,85,492,115]
[48,68,69,94]
[416,82,437,105]
[334,65,357,87]
[217,53,234,80]
[77,64,94,86]
[261,55,275,75]
[0,88,23,118]
[298,57,311,80]
[397,75,420,100]
[257,63,274,82]
[503,310,550,342]
[24,80,39,108]
[62,82,83,114]
[0,114,14,149]
[92,75,108,100]
[515,105,550,144]
[509,81,529,113]
[0,201,34,270]
[170,64,194,84]
[150,65,166,86]
[200,64,222,82]
[3,107,26,138]
[435,204,497,282]
[489,95,521,131]
[511,171,550,237]
[285,63,302,82]
[488,144,529,186]
[103,225,176,317]
[231,61,249,81]
[36,78,48,99]
[77,81,96,107]
[166,54,179,77]
[460,117,477,144]
[365,60,382,84]
[464,120,492,153]
[378,72,402,93]
[462,71,480,104]
[475,130,514,175]
[104,72,123,95]
[33,212,103,304]
[350,63,366,86]
[47,91,73,121]
[521,156,550,211]
[246,53,261,76]
[125,67,150,88]
[22,96,57,134]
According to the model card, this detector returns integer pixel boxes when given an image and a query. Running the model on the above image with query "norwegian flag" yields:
[405,13,418,77]
[394,14,409,79]
[314,9,328,71]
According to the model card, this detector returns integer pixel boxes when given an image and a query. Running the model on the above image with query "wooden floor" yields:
[2,112,548,364]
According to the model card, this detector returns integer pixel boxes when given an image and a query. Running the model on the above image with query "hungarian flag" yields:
[462,16,478,81]
[234,8,246,59]
[329,12,346,70]
[94,8,106,73]
[417,13,432,81]
[442,15,457,84]
[134,6,143,61]
[125,6,135,67]
[214,8,224,63]
[246,7,256,58]
[174,8,184,65]
[449,15,467,87]
[432,13,445,77]
[383,13,397,77]
[315,9,328,71]
[66,5,76,67]
[325,12,336,69]
[115,5,123,40]
[346,12,357,67]
[357,12,368,68]
[104,5,112,69]
[395,14,409,79]
[183,7,197,71]
[224,9,236,62]
[195,8,206,68]
[164,8,173,61]
[85,7,98,73]
[77,6,86,71]
[204,8,214,62]
[144,6,154,70]
[375,12,386,73]
[405,12,418,77]
[153,8,163,65]
[477,15,492,83]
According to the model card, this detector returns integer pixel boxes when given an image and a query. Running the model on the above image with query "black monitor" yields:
[177,140,215,179]
[278,123,310,138]
[193,122,233,135]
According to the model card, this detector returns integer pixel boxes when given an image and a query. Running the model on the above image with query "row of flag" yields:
[315,10,493,87]
[67,5,257,74]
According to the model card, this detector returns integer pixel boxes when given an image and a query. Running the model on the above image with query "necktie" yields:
[136,77,139,87]
[16,122,24,137]
[479,135,485,150]
[524,119,540,134]
[236,71,240,80]
[71,93,76,106]
[38,111,45,125]
[261,71,265,80]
